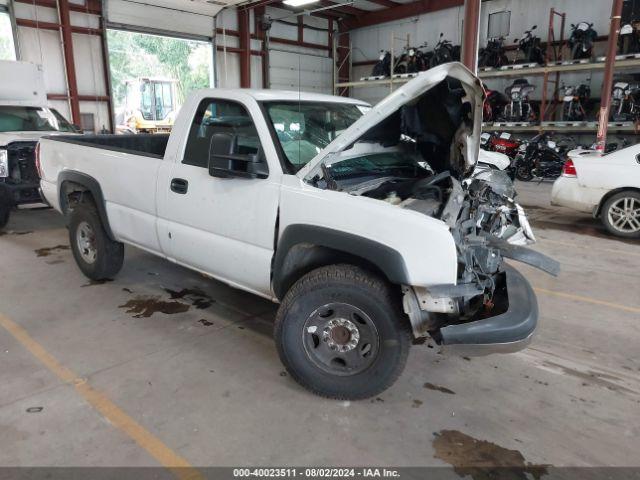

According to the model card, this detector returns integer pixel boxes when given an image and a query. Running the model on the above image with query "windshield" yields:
[0,106,76,133]
[264,101,366,172]
[328,151,426,179]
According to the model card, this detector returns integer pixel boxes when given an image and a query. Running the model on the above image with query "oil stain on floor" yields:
[0,230,33,237]
[118,296,190,318]
[164,287,215,310]
[433,430,548,480]
[35,245,70,257]
[424,382,455,395]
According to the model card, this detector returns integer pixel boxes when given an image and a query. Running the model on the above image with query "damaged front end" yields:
[300,63,559,354]
[403,172,559,354]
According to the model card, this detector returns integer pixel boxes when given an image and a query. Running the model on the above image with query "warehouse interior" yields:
[1,0,639,475]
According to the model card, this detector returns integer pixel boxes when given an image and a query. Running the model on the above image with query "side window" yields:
[183,99,261,168]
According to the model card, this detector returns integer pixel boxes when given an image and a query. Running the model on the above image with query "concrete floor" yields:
[0,181,639,469]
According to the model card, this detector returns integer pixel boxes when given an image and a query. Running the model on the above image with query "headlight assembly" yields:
[0,149,8,178]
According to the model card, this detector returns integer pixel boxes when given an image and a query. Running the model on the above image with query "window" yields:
[488,11,511,39]
[264,101,364,172]
[0,10,16,60]
[183,99,261,168]
[0,106,75,133]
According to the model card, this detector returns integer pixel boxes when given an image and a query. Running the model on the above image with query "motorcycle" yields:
[481,131,523,159]
[371,50,391,77]
[483,88,508,122]
[479,37,509,68]
[429,33,459,67]
[561,82,591,121]
[502,79,536,122]
[610,81,640,121]
[394,44,429,74]
[514,25,545,64]
[514,134,574,181]
[568,22,597,60]
[619,20,640,55]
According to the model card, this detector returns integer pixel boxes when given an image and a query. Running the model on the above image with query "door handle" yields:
[170,178,188,194]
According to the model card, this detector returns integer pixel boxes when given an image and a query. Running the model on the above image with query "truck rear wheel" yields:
[69,203,124,280]
[274,264,411,400]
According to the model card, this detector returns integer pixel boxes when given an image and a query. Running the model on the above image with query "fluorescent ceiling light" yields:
[282,0,319,7]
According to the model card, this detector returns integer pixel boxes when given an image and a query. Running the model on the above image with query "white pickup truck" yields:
[39,63,558,399]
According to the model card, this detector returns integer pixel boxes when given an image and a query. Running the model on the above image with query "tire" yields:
[601,191,640,239]
[0,205,10,230]
[274,264,412,400]
[515,163,534,182]
[68,202,124,280]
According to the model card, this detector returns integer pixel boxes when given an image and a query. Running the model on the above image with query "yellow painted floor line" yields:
[0,313,202,480]
[534,288,640,314]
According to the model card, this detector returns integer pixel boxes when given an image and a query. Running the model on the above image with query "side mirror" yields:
[208,133,268,179]
[440,32,444,37]
[532,25,537,30]
[72,124,83,133]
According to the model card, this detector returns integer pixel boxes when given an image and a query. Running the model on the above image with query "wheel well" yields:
[273,243,397,301]
[57,172,115,240]
[596,187,640,217]
[60,180,97,214]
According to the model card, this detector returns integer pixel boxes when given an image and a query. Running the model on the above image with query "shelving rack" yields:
[333,6,640,135]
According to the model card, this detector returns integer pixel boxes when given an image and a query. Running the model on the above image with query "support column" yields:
[336,22,350,97]
[238,8,251,88]
[461,0,480,73]
[58,0,81,124]
[596,0,624,152]
[254,5,269,88]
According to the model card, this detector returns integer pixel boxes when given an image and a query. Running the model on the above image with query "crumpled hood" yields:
[297,62,484,181]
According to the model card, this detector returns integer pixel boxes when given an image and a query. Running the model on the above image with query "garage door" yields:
[268,50,332,94]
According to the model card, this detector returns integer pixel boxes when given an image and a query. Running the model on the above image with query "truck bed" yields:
[46,133,170,158]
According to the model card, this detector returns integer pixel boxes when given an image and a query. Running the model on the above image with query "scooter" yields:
[561,83,591,121]
[568,22,597,60]
[514,134,574,181]
[610,81,640,121]
[502,79,536,122]
[479,37,509,68]
[514,25,545,64]
[619,20,640,55]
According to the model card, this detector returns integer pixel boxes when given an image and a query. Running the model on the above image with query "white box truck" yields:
[0,60,79,229]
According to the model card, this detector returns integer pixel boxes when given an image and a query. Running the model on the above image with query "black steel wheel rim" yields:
[302,302,380,377]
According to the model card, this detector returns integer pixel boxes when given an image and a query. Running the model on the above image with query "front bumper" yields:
[439,265,538,356]
[0,181,43,206]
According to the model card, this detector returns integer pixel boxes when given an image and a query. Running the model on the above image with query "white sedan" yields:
[551,143,640,239]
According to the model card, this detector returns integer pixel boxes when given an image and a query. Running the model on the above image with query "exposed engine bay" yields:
[310,76,559,333]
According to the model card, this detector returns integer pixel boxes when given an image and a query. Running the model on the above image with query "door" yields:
[268,50,333,94]
[157,98,280,298]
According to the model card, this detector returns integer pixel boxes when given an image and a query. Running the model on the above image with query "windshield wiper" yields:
[320,162,339,191]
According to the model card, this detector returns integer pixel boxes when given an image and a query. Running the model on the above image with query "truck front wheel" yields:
[68,203,124,280]
[274,264,411,400]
